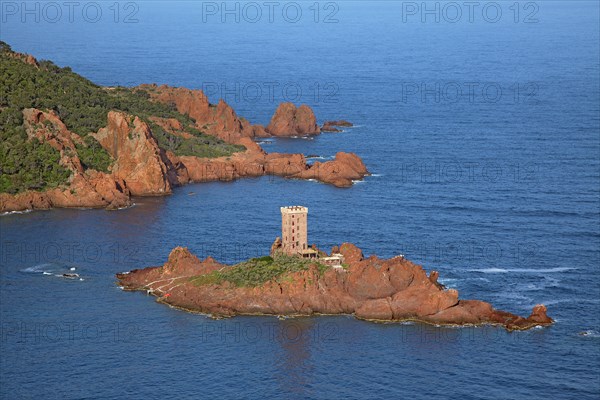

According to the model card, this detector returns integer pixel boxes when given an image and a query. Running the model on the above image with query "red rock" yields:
[322,120,353,132]
[388,259,420,292]
[93,111,172,196]
[355,298,393,320]
[347,261,397,300]
[266,103,320,136]
[7,50,39,67]
[140,85,260,143]
[24,55,38,67]
[163,151,190,186]
[294,152,369,187]
[116,243,554,331]
[270,237,282,255]
[325,120,353,127]
[428,270,446,290]
[264,153,307,176]
[177,157,238,182]
[338,243,364,265]
[23,108,85,174]
[0,191,52,212]
[528,304,553,324]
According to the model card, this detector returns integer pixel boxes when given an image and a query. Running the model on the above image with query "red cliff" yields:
[139,84,268,143]
[93,111,173,196]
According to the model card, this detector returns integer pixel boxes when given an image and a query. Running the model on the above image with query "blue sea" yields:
[1,1,599,399]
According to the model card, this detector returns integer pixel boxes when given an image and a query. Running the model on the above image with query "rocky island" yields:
[0,42,368,213]
[117,206,553,331]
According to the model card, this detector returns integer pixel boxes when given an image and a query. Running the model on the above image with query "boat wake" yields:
[20,263,84,281]
[578,330,600,338]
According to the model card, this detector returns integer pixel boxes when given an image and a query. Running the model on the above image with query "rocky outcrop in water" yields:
[266,103,320,137]
[295,152,368,187]
[321,120,354,132]
[116,243,553,331]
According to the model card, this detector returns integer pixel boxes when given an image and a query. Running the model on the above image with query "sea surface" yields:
[1,1,599,399]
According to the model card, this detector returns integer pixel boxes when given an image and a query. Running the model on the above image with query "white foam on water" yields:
[1,210,32,216]
[522,282,544,291]
[115,203,136,211]
[439,278,458,283]
[494,292,532,302]
[471,267,575,274]
[42,272,52,275]
[518,267,575,273]
[352,180,366,184]
[308,155,334,160]
[537,298,600,306]
[21,263,54,273]
[472,268,509,273]
[519,276,563,292]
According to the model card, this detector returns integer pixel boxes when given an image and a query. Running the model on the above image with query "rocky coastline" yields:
[116,243,553,331]
[1,51,368,213]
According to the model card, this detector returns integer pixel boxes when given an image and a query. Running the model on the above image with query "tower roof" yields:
[280,206,308,214]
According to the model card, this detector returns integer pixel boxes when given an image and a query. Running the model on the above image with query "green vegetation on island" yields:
[0,41,244,194]
[189,254,330,288]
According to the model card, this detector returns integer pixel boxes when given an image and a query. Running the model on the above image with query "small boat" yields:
[62,273,80,279]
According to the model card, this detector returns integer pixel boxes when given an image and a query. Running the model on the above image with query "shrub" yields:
[189,254,330,288]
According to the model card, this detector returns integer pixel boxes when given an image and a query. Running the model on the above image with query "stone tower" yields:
[280,206,308,255]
